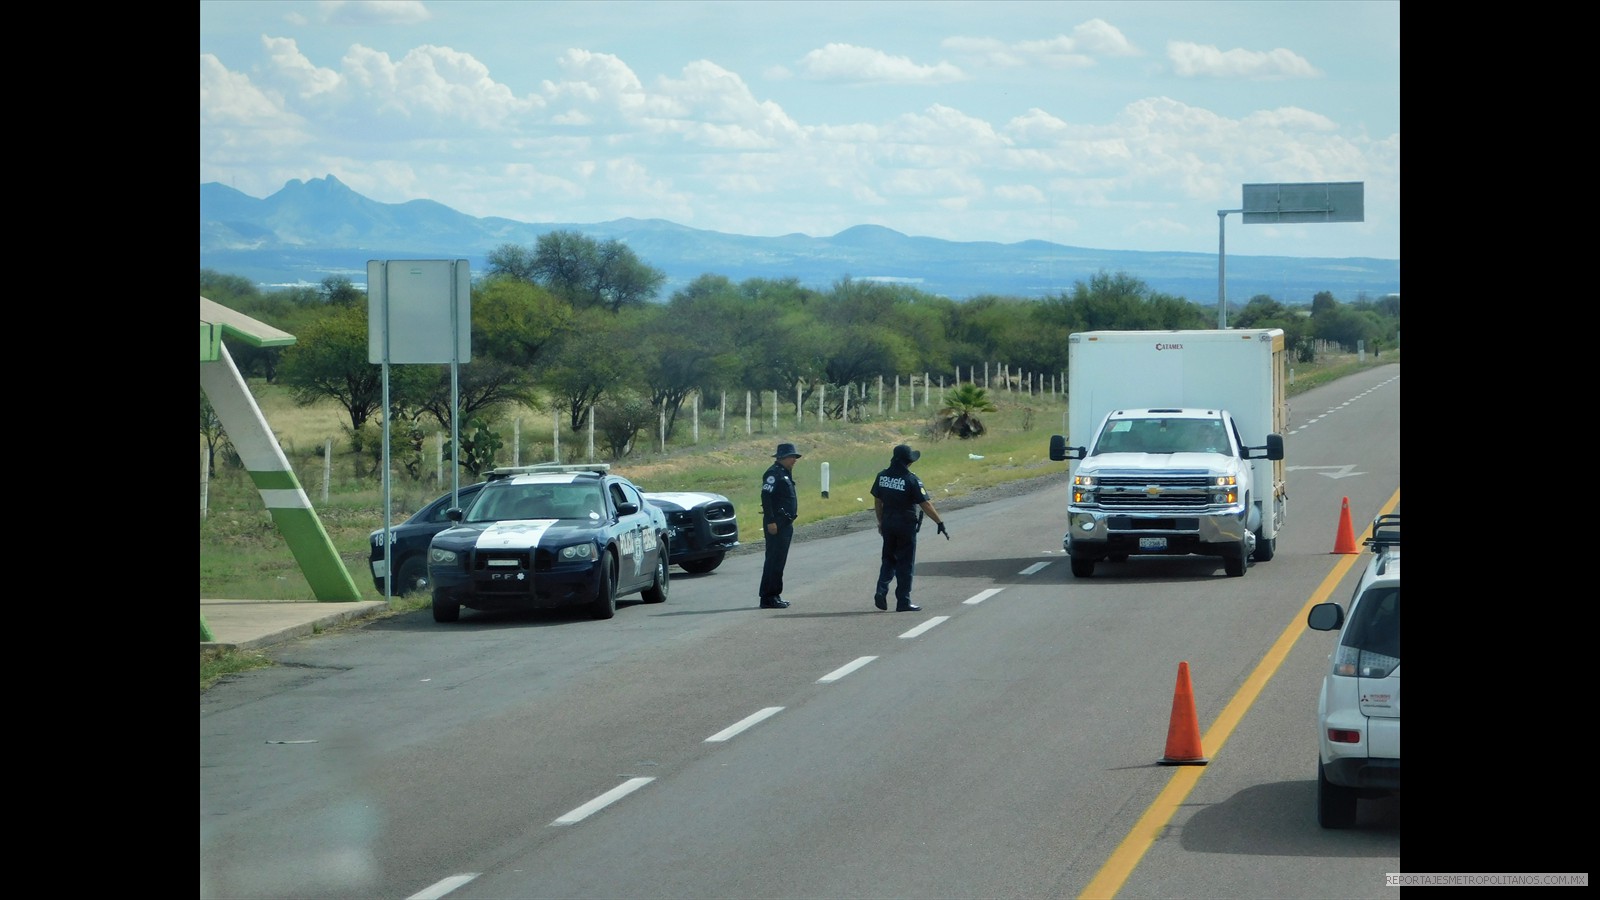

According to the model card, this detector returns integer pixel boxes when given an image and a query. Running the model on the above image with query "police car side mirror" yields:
[616,501,639,516]
[445,508,464,522]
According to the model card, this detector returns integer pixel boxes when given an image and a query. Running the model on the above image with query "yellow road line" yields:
[1078,489,1401,899]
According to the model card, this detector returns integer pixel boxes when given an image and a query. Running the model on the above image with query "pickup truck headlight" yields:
[1072,473,1098,503]
[429,547,459,566]
[1209,474,1238,504]
[559,542,596,562]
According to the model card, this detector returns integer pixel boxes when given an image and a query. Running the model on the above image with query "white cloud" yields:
[945,19,1139,69]
[199,0,1398,258]
[319,0,431,25]
[796,43,965,85]
[1166,41,1321,79]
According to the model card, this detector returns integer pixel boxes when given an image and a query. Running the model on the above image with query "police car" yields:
[1306,512,1400,828]
[426,464,671,623]
[371,480,738,595]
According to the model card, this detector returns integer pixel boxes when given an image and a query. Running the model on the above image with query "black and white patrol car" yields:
[425,464,670,623]
[371,478,739,596]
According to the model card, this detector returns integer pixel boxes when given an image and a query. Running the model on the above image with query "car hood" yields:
[642,491,727,511]
[1082,451,1242,473]
[435,518,599,549]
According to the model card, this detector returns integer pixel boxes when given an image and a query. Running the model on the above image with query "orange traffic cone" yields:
[1159,661,1208,766]
[1332,497,1359,554]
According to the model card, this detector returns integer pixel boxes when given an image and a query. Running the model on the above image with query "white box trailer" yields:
[1049,329,1288,577]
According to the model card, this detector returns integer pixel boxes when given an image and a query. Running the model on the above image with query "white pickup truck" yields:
[1048,330,1288,578]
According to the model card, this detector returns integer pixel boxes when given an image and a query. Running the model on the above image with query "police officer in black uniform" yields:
[870,443,946,611]
[758,442,802,609]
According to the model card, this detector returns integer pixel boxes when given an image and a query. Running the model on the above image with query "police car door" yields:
[610,481,652,588]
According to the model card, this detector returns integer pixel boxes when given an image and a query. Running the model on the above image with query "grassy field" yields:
[199,348,1397,605]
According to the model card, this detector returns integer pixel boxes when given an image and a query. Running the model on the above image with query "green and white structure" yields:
[200,297,362,608]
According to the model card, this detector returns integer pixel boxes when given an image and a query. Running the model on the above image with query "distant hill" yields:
[199,176,1399,304]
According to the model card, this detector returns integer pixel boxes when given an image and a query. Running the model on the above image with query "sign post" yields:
[1217,182,1363,327]
[368,259,471,599]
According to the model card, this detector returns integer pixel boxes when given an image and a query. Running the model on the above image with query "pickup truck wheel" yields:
[679,553,724,574]
[1070,556,1096,578]
[1252,529,1276,562]
[590,550,618,619]
[1223,545,1247,577]
[431,590,460,623]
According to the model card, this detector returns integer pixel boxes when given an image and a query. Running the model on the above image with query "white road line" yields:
[1018,562,1051,576]
[705,706,784,742]
[408,874,480,899]
[818,656,877,683]
[964,588,1004,605]
[899,616,949,639]
[550,777,655,826]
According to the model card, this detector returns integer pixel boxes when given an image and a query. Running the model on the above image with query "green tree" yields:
[594,390,653,459]
[544,307,632,431]
[277,304,386,451]
[935,383,1000,439]
[593,237,667,312]
[486,242,540,283]
[319,275,362,307]
[443,418,504,476]
[200,390,231,477]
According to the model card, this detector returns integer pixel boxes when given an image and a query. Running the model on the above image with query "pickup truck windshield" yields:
[1094,418,1229,455]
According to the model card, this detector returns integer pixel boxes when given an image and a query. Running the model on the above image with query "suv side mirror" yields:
[1307,601,1344,631]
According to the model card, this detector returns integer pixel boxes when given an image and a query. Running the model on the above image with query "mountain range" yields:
[199,175,1399,305]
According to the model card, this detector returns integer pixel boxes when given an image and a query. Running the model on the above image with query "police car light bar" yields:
[486,463,612,479]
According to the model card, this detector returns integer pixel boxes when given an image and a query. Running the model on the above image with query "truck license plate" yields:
[1138,537,1167,551]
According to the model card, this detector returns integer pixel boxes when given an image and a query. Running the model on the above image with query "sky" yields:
[199,0,1400,261]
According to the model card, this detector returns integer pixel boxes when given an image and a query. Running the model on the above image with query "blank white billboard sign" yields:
[367,259,472,364]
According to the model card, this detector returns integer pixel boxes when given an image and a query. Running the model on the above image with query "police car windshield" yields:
[465,483,602,523]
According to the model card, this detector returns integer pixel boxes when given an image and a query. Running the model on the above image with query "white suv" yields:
[1306,513,1400,828]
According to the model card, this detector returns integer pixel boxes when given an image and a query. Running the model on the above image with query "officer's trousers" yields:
[875,522,918,605]
[759,522,793,600]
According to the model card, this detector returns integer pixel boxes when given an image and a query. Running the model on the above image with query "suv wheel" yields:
[1316,759,1358,829]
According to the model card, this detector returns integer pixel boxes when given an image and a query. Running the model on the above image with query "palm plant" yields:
[936,383,999,439]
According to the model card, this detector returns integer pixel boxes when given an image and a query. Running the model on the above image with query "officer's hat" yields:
[774,442,803,459]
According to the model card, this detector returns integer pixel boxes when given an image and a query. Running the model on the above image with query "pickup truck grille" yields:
[1095,476,1213,509]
